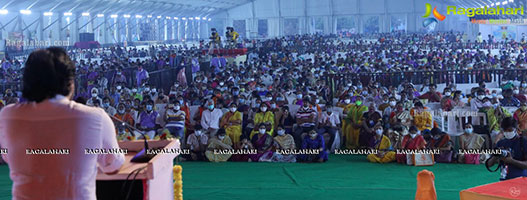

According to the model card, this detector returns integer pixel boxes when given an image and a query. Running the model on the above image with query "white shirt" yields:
[200,108,223,130]
[0,95,125,200]
[319,112,341,127]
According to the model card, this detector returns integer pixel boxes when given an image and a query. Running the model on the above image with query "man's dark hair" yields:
[501,117,517,130]
[22,47,75,103]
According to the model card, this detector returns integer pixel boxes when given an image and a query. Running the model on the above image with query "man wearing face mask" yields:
[186,125,209,161]
[165,101,186,139]
[512,87,526,103]
[294,100,317,149]
[201,100,223,137]
[471,90,487,111]
[396,126,426,165]
[317,105,341,150]
[298,130,328,163]
[487,117,527,181]
[137,100,160,139]
[367,125,395,163]
[86,88,102,107]
[102,97,117,116]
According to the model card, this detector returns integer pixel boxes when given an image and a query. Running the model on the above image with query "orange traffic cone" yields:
[415,170,437,200]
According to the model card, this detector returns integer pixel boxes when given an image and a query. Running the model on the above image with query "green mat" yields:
[178,155,497,200]
[0,155,498,200]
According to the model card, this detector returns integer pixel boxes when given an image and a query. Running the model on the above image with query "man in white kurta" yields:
[0,95,125,200]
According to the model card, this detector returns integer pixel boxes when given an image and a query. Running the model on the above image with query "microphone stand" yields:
[109,114,154,163]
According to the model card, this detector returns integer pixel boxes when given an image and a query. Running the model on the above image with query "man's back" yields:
[0,96,124,200]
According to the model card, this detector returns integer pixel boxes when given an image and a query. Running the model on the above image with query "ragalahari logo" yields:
[422,3,446,27]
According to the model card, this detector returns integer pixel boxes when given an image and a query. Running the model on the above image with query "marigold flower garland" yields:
[173,165,183,200]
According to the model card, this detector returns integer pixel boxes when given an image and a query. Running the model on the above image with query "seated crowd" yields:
[1,32,527,165]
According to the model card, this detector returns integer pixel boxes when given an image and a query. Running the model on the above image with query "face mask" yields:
[445,92,451,96]
[103,103,110,108]
[118,109,125,114]
[195,130,202,136]
[218,136,225,140]
[514,90,520,94]
[410,133,417,138]
[230,107,237,112]
[92,93,98,97]
[297,94,303,99]
[116,86,122,90]
[375,129,383,136]
[389,101,396,106]
[504,131,517,139]
[310,133,317,138]
[179,100,184,105]
[492,93,497,97]
[277,97,284,101]
[261,107,268,112]
[522,83,527,87]
[493,103,499,108]
[208,105,214,110]
[465,128,473,134]
[357,85,363,89]
[233,91,239,95]
[271,104,276,109]
[477,95,484,100]
[355,100,362,106]
[132,89,137,93]
[401,130,409,136]
[362,91,368,96]
[146,105,153,111]
[315,99,320,104]
[174,105,180,110]
[259,129,267,134]
[344,99,351,104]
[277,130,285,135]
[219,82,224,86]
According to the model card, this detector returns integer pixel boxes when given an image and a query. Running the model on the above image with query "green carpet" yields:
[178,155,497,200]
[0,155,498,200]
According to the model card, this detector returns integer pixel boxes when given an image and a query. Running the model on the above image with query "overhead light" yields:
[189,17,194,20]
[135,15,142,18]
[147,15,152,18]
[157,15,161,19]
[44,12,53,16]
[509,0,514,2]
[166,16,171,19]
[64,12,72,16]
[496,2,501,5]
[202,17,207,20]
[491,3,495,6]
[20,10,31,15]
[182,17,187,20]
[123,14,131,18]
[97,14,104,17]
[0,9,8,15]
[174,17,178,20]
[82,12,90,16]
[208,18,211,21]
[195,17,200,20]
[110,14,118,18]
[502,1,508,5]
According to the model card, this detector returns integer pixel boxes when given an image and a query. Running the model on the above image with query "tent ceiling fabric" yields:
[3,0,251,16]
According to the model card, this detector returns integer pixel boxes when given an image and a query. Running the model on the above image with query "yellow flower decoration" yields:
[173,165,183,200]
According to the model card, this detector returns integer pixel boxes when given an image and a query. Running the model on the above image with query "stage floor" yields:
[0,155,496,200]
